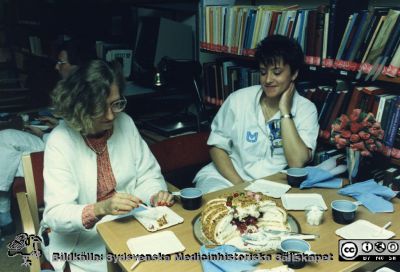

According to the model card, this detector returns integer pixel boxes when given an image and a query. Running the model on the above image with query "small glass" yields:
[20,113,29,125]
[305,205,324,226]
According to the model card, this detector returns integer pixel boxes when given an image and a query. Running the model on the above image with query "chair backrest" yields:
[149,131,211,189]
[21,151,45,232]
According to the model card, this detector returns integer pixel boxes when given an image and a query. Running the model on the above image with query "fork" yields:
[138,204,162,220]
[373,221,392,237]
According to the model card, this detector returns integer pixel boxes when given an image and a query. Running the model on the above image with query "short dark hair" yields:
[51,60,125,134]
[255,35,304,75]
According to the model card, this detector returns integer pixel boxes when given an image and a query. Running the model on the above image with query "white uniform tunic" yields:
[0,129,44,192]
[41,113,167,272]
[0,129,46,215]
[194,85,319,193]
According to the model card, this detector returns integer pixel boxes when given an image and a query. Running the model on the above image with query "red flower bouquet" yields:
[330,109,384,156]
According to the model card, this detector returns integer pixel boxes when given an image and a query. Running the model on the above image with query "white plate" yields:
[132,206,184,232]
[245,179,291,198]
[335,220,395,239]
[281,194,327,210]
[376,268,397,272]
[29,124,49,130]
[127,230,185,255]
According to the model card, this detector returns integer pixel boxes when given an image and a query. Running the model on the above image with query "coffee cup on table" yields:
[331,200,358,224]
[172,188,203,210]
[279,238,314,269]
[286,168,308,187]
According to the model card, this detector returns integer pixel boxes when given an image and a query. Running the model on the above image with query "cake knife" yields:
[264,229,320,238]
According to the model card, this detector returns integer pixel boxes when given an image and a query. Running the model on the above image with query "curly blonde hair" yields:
[51,60,124,134]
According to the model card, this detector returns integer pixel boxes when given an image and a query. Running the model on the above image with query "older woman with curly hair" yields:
[40,60,174,272]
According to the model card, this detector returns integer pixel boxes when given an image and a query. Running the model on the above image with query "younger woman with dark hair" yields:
[194,35,319,193]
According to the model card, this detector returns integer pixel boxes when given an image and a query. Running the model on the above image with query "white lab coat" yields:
[0,129,44,192]
[40,113,167,272]
[194,85,319,193]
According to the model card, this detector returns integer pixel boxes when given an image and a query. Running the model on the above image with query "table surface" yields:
[97,174,400,272]
[123,81,157,97]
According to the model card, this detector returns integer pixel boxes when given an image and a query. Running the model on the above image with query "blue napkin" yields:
[200,245,259,272]
[38,108,54,117]
[299,167,343,189]
[338,180,396,213]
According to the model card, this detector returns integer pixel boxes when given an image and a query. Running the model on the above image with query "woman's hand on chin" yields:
[279,82,295,114]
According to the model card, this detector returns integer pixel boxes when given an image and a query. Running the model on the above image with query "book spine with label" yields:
[385,96,400,149]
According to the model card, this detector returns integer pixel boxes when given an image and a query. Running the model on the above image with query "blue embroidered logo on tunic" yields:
[246,131,258,143]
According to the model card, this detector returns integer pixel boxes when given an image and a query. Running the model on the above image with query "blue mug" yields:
[331,200,358,224]
[172,188,203,210]
[287,168,308,187]
[279,238,314,269]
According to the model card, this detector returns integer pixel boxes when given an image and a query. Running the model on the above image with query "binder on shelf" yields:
[313,5,328,66]
[371,16,400,81]
[360,9,400,78]
[344,10,369,63]
[305,9,317,65]
[353,8,387,68]
[334,13,358,66]
[320,90,340,130]
[381,96,398,141]
[387,42,400,77]
[324,0,368,68]
[385,96,400,149]
[377,95,396,122]
[346,86,363,115]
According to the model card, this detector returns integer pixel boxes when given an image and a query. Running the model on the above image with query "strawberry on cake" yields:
[201,192,289,245]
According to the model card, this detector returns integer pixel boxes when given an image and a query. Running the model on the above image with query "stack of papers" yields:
[245,180,291,198]
[336,220,395,239]
[281,194,328,210]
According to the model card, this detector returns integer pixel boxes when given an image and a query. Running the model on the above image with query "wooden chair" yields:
[15,151,71,272]
[149,131,211,189]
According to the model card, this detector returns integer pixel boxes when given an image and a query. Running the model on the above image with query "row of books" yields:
[202,60,259,105]
[199,1,400,80]
[200,3,298,56]
[298,80,351,132]
[345,8,400,80]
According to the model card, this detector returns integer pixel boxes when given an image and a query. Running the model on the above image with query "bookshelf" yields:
[377,74,400,84]
[7,16,60,104]
[198,0,400,166]
[391,158,400,166]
